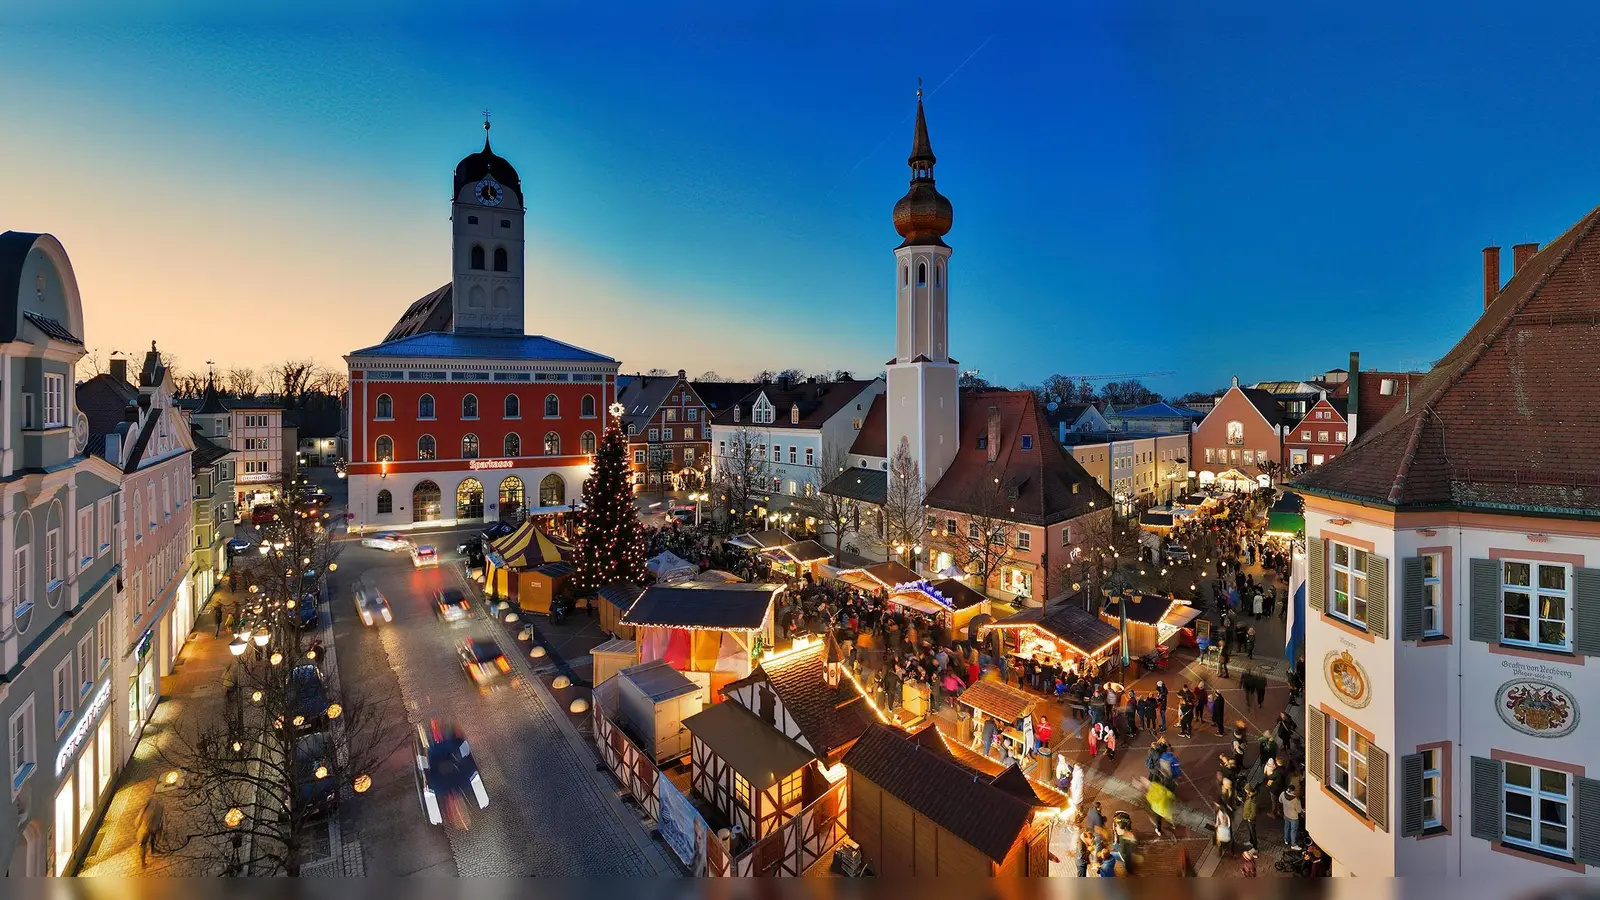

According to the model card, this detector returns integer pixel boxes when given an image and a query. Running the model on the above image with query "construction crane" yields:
[1053,371,1177,382]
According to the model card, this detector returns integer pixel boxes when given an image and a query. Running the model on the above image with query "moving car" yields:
[354,586,392,626]
[411,544,439,568]
[226,537,252,554]
[285,664,332,734]
[361,532,409,552]
[434,588,472,624]
[412,721,489,828]
[296,593,320,630]
[457,638,512,687]
[293,732,339,819]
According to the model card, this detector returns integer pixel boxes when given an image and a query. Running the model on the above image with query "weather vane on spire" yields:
[917,77,923,99]
[482,108,491,132]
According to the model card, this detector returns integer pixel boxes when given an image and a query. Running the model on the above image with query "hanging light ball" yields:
[353,774,372,794]
[224,807,245,828]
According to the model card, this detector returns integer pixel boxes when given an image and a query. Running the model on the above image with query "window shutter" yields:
[1401,556,1426,641]
[1400,753,1425,837]
[1367,744,1390,832]
[1470,756,1503,842]
[1306,707,1326,784]
[1364,553,1390,639]
[1573,568,1600,657]
[1577,776,1600,866]
[1308,538,1326,613]
[1469,558,1500,644]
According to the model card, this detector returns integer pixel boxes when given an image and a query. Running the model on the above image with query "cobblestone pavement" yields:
[339,541,665,876]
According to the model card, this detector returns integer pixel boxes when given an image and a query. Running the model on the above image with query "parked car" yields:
[481,521,515,542]
[361,532,409,552]
[226,537,252,554]
[252,504,279,526]
[296,594,320,630]
[413,721,489,827]
[354,586,392,626]
[457,638,512,687]
[293,732,339,819]
[285,664,332,734]
[434,588,472,624]
[411,544,439,568]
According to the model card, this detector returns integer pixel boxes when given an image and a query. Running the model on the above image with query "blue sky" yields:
[4,2,1600,396]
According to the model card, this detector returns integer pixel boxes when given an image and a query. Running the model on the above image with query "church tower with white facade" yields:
[450,120,526,333]
[885,91,959,497]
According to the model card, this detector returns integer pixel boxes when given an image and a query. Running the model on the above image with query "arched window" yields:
[376,490,393,514]
[470,245,485,270]
[504,394,520,418]
[375,394,393,419]
[935,262,943,288]
[539,473,565,507]
[462,394,478,419]
[580,431,597,454]
[375,436,393,461]
[419,394,435,419]
[412,480,442,523]
[498,476,524,520]
[456,478,484,521]
[544,432,560,455]
[503,433,520,457]
[544,394,559,417]
[461,434,480,459]
[917,262,927,286]
[902,265,909,286]
[581,394,596,418]
[493,247,508,271]
[417,435,436,460]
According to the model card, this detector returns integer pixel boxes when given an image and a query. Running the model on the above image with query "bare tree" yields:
[1257,458,1287,487]
[171,369,206,399]
[226,367,262,399]
[645,446,674,494]
[712,425,772,526]
[950,476,1019,597]
[271,360,317,405]
[882,437,926,559]
[695,371,725,383]
[1051,508,1120,610]
[752,369,778,384]
[644,368,670,377]
[957,371,993,391]
[308,365,348,398]
[795,442,855,559]
[1101,379,1161,407]
[777,368,807,384]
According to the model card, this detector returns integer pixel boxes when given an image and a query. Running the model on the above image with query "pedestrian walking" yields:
[1213,802,1234,858]
[1155,681,1169,733]
[1237,786,1259,850]
[212,602,224,637]
[1218,642,1231,679]
[1245,627,1257,659]
[137,796,166,868]
[1178,697,1194,738]
[1123,691,1139,738]
[1211,691,1226,735]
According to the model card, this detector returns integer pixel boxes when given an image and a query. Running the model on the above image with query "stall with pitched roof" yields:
[983,604,1120,677]
[830,560,921,594]
[621,582,785,694]
[483,521,574,614]
[884,577,992,632]
[1097,594,1202,657]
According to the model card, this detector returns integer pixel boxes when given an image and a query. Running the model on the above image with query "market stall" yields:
[596,583,644,639]
[728,529,796,552]
[485,521,573,612]
[884,578,993,633]
[772,539,834,579]
[621,581,785,696]
[956,680,1043,774]
[518,561,574,615]
[983,604,1120,678]
[831,560,921,594]
[1098,595,1203,656]
[647,550,700,584]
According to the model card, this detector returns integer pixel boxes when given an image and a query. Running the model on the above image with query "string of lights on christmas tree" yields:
[572,404,647,592]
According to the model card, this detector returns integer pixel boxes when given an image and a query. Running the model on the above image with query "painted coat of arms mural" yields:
[1495,679,1578,738]
[1323,650,1371,709]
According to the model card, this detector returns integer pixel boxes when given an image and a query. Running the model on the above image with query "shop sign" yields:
[135,629,153,663]
[469,459,515,471]
[56,682,111,776]
[1496,679,1578,739]
[1323,649,1370,709]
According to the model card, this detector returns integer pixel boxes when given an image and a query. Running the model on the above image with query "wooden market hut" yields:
[884,578,993,633]
[728,529,796,551]
[955,680,1043,772]
[620,582,784,695]
[983,604,1121,677]
[843,723,1058,876]
[1098,594,1204,657]
[484,521,573,613]
[772,539,834,580]
[832,560,921,594]
[595,583,643,640]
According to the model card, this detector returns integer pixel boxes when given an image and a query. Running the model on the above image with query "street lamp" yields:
[253,630,271,647]
[228,637,248,657]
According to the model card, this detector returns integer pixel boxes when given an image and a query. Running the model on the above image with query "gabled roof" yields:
[620,582,782,630]
[1108,401,1205,421]
[616,374,697,434]
[723,642,877,763]
[23,311,81,345]
[347,331,617,363]
[77,373,139,435]
[710,380,880,431]
[989,603,1120,656]
[1239,387,1287,427]
[688,381,762,416]
[924,390,1114,527]
[820,467,887,505]
[1298,203,1600,514]
[682,701,814,791]
[848,394,887,457]
[190,429,230,469]
[385,283,454,341]
[842,724,1036,864]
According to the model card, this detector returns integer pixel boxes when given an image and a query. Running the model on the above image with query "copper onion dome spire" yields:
[893,79,953,248]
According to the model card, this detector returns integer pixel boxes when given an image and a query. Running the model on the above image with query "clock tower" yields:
[451,120,526,334]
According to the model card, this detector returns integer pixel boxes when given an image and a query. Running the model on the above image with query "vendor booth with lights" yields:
[983,604,1121,678]
[956,680,1044,775]
[828,560,921,594]
[620,581,784,698]
[596,583,643,640]
[884,578,992,633]
[1098,594,1203,656]
[483,521,573,614]
[768,539,834,580]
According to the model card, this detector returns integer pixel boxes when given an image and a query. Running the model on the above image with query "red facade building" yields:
[1284,395,1349,472]
[1192,379,1287,490]
[617,370,713,492]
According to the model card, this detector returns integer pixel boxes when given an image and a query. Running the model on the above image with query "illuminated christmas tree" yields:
[572,404,647,592]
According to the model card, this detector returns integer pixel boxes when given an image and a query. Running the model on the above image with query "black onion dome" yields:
[454,125,522,199]
[892,96,952,247]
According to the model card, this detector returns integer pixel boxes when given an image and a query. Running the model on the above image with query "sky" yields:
[6,2,1600,396]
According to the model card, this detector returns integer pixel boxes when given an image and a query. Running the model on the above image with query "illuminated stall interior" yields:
[620,581,784,696]
[1097,594,1203,656]
[983,604,1120,677]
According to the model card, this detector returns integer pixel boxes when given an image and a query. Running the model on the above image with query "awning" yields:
[957,680,1039,724]
[729,529,796,551]
[1161,604,1204,630]
[887,590,946,616]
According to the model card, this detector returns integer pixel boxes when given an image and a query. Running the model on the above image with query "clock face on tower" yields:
[474,177,503,207]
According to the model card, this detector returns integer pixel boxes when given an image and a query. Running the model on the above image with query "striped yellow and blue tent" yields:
[485,522,573,613]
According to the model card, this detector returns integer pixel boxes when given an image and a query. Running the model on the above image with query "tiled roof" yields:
[841,723,1036,863]
[347,331,617,364]
[848,394,887,457]
[820,467,887,505]
[190,430,230,469]
[688,381,762,415]
[709,380,880,430]
[956,679,1040,723]
[77,373,138,435]
[725,643,877,763]
[385,283,453,341]
[924,390,1114,527]
[991,603,1120,656]
[616,374,688,433]
[1239,387,1287,427]
[620,582,781,630]
[1350,371,1423,434]
[1296,203,1600,513]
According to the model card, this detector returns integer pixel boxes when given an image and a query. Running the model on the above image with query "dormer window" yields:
[790,405,800,424]
[1380,378,1397,396]
[733,405,741,423]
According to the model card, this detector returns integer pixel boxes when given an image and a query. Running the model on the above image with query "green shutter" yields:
[1469,558,1499,644]
[1307,707,1326,785]
[1367,744,1389,832]
[1309,538,1326,613]
[1577,776,1600,866]
[1400,753,1425,837]
[1401,557,1426,641]
[1364,553,1390,639]
[1470,756,1503,842]
[1574,568,1600,657]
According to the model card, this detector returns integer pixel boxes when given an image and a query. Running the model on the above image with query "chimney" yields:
[986,406,1000,464]
[123,404,139,423]
[778,374,791,391]
[1346,351,1360,445]
[1483,246,1501,311]
[1512,242,1540,275]
[677,369,686,379]
[109,357,128,384]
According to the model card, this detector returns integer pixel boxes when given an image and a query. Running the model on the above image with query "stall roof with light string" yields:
[831,560,921,593]
[983,603,1121,661]
[727,529,796,551]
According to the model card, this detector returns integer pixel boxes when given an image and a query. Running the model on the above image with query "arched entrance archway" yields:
[412,480,442,523]
[499,476,525,521]
[539,473,565,507]
[456,478,484,521]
